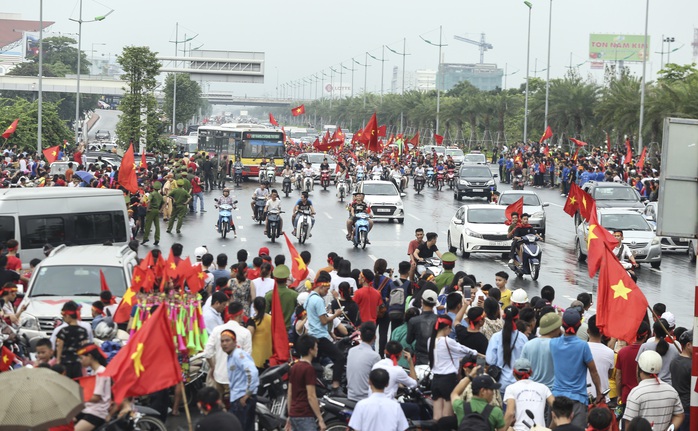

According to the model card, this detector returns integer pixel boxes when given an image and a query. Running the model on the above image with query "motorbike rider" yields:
[612,230,638,272]
[250,181,270,219]
[215,188,237,237]
[233,158,243,178]
[281,164,294,178]
[413,163,426,182]
[319,157,330,172]
[292,191,316,237]
[390,163,407,192]
[412,232,443,274]
[346,191,373,241]
[263,189,283,236]
[508,213,543,265]
[370,162,383,179]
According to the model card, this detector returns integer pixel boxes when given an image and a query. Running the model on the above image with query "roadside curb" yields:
[86,112,100,132]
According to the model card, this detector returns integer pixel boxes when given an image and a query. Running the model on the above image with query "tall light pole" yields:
[38,0,43,153]
[421,25,447,136]
[638,0,650,154]
[332,66,344,102]
[341,62,355,98]
[386,39,410,132]
[354,57,369,108]
[544,0,553,133]
[169,23,197,135]
[69,0,113,145]
[523,1,532,143]
[664,36,675,64]
[321,70,329,100]
[363,52,369,108]
[367,46,387,102]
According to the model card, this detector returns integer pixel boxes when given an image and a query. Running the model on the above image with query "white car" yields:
[356,180,405,223]
[463,152,487,165]
[445,148,464,165]
[575,208,662,268]
[497,190,549,236]
[642,201,691,252]
[447,204,510,258]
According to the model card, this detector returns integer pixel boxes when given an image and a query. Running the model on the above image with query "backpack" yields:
[388,279,409,320]
[458,402,494,431]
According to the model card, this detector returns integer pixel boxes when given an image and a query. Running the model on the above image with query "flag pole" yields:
[646,306,677,347]
[178,381,193,431]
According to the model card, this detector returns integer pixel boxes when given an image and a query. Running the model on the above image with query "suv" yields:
[94,130,111,140]
[454,164,497,201]
[19,244,137,337]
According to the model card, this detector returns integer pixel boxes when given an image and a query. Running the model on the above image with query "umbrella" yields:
[0,367,85,431]
[74,170,96,183]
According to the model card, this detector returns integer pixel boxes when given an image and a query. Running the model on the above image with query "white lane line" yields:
[408,214,420,220]
[649,268,661,273]
[240,237,247,242]
[341,229,348,234]
[368,254,378,262]
[236,216,242,219]
[547,202,564,208]
[324,212,333,219]
[238,225,244,230]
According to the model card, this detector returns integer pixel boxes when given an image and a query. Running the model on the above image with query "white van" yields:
[0,188,131,266]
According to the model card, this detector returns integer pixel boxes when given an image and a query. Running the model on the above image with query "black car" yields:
[95,130,111,140]
[576,181,645,225]
[454,164,497,201]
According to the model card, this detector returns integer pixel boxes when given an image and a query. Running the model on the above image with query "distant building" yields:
[438,63,503,92]
[0,13,54,75]
[414,69,436,92]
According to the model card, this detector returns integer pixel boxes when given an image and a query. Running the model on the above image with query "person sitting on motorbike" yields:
[263,189,283,236]
[346,191,373,241]
[233,158,243,175]
[319,158,330,172]
[250,181,270,218]
[508,213,543,265]
[293,158,304,172]
[281,164,294,178]
[215,188,237,236]
[292,191,316,236]
[412,232,443,274]
[355,160,365,178]
[414,163,426,179]
[612,230,638,272]
[445,157,456,170]
[390,163,407,191]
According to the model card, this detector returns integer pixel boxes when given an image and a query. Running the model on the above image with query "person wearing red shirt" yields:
[353,269,383,324]
[615,321,650,405]
[407,228,425,264]
[191,175,205,213]
[4,239,21,271]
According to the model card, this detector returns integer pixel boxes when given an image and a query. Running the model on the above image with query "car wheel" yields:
[397,218,404,224]
[689,244,696,263]
[447,231,457,253]
[460,236,470,259]
[650,261,661,269]
[575,239,587,262]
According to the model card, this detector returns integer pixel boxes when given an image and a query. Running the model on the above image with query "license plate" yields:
[473,188,484,192]
[496,241,508,246]
[375,208,391,213]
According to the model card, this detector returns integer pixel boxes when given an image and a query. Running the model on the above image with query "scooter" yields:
[416,257,444,278]
[426,167,435,187]
[266,209,284,243]
[258,166,268,184]
[214,199,237,239]
[282,174,292,197]
[414,173,426,194]
[512,174,525,190]
[295,209,314,244]
[508,234,543,280]
[435,170,445,191]
[371,171,382,181]
[265,166,276,183]
[320,170,331,190]
[302,174,314,193]
[294,171,303,190]
[352,212,370,249]
[256,363,291,431]
[391,171,407,195]
[446,168,456,189]
[234,166,243,186]
[336,177,348,202]
[254,197,267,224]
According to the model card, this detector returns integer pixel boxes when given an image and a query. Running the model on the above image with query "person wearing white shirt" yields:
[503,358,554,431]
[348,368,409,431]
[203,292,228,334]
[203,301,253,398]
[586,315,615,401]
[372,341,418,399]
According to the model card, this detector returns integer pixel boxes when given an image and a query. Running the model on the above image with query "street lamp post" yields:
[664,36,675,65]
[544,0,553,133]
[386,39,410,132]
[638,0,650,154]
[341,63,356,99]
[367,46,387,102]
[169,23,197,135]
[523,0,532,143]
[421,25,447,136]
[69,0,113,145]
[353,57,369,109]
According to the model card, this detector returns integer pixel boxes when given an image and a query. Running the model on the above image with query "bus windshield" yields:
[242,140,285,159]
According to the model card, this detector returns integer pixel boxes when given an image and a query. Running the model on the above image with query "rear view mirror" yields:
[542,203,550,208]
[493,174,498,178]
[453,219,464,225]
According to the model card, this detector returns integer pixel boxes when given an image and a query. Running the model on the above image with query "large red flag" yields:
[596,245,648,343]
[322,130,331,145]
[585,201,619,278]
[563,182,583,217]
[572,148,580,161]
[283,233,309,287]
[113,273,141,324]
[268,282,290,366]
[409,131,420,148]
[624,138,633,165]
[99,269,110,292]
[378,125,387,137]
[364,113,380,152]
[434,134,444,145]
[505,197,524,225]
[636,147,647,170]
[42,145,60,164]
[2,119,19,139]
[543,145,550,156]
[140,151,147,170]
[118,144,138,194]
[577,185,595,221]
[101,305,183,403]
[291,104,306,116]
[186,263,206,294]
[269,113,279,127]
[539,125,552,143]
[569,138,588,147]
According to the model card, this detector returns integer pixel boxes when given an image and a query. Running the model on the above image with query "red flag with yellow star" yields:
[291,104,306,116]
[186,262,206,294]
[100,304,182,403]
[364,113,380,152]
[0,346,16,371]
[42,145,60,164]
[2,118,19,140]
[283,233,308,288]
[113,267,145,323]
[563,182,582,217]
[268,281,290,366]
[117,144,138,194]
[585,201,619,278]
[596,244,648,343]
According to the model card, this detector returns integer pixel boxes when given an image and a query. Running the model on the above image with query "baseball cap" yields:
[539,312,562,335]
[472,375,501,393]
[679,330,693,346]
[660,311,676,329]
[562,308,581,327]
[513,357,532,373]
[421,290,438,306]
[194,246,208,259]
[637,350,663,374]
[258,247,270,257]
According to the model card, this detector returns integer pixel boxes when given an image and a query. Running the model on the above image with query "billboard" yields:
[589,34,650,62]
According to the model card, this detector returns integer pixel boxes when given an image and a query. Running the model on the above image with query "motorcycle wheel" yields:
[531,262,540,280]
[360,230,367,249]
[270,226,277,243]
[299,224,306,244]
[134,415,167,431]
[339,190,345,202]
[221,222,228,239]
[325,421,349,431]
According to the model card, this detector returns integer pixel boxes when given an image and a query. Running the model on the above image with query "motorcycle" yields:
[414,173,426,194]
[266,209,284,242]
[282,174,292,197]
[214,199,237,239]
[96,403,167,431]
[256,363,291,431]
[254,197,267,224]
[295,209,313,244]
[352,212,370,249]
[258,166,268,184]
[355,171,365,183]
[508,233,543,280]
[265,165,276,183]
[446,168,456,189]
[336,177,348,202]
[435,170,445,191]
[320,170,331,190]
[416,257,444,278]
[391,171,407,195]
[302,174,314,193]
[512,174,525,190]
[294,171,303,190]
[234,165,243,186]
[426,167,435,187]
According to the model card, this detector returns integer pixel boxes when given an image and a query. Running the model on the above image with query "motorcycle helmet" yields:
[94,318,118,340]
[194,246,208,259]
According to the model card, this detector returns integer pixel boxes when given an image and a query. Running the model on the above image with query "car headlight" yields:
[531,211,545,218]
[651,237,660,245]
[486,180,495,186]
[460,180,469,186]
[20,313,40,332]
[464,228,483,239]
[396,201,403,207]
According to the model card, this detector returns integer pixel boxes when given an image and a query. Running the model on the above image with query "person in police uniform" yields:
[433,252,457,290]
[167,179,191,234]
[142,181,164,245]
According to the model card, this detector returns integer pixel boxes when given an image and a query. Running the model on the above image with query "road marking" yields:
[649,268,661,273]
[236,216,242,220]
[324,212,333,219]
[368,254,378,262]
[341,229,348,234]
[237,225,243,230]
[240,237,247,242]
[547,202,563,208]
[408,214,420,220]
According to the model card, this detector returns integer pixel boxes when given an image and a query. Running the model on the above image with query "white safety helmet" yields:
[511,288,529,304]
[194,246,208,260]
[637,350,662,375]
[297,292,310,307]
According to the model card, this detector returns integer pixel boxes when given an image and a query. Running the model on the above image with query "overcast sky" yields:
[7,0,698,98]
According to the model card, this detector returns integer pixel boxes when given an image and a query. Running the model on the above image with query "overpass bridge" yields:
[0,75,292,106]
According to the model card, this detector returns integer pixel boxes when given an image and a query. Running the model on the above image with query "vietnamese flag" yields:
[636,147,647,170]
[624,138,633,165]
[101,305,183,403]
[577,185,595,221]
[117,144,138,194]
[595,244,648,343]
[539,125,552,143]
[186,262,206,294]
[42,145,60,164]
[140,151,147,170]
[572,148,580,161]
[268,282,290,366]
[563,182,583,217]
[291,104,305,116]
[112,266,145,324]
[269,113,279,127]
[364,113,380,152]
[504,197,524,225]
[2,118,19,139]
[569,138,588,147]
[378,125,387,137]
[283,233,308,287]
[99,269,110,292]
[409,131,420,148]
[585,201,619,278]
[543,145,550,156]
[434,134,444,145]
[0,346,16,371]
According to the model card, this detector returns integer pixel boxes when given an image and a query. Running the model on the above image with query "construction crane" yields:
[453,33,493,64]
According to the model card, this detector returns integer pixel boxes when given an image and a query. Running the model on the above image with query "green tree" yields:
[0,98,72,152]
[162,73,202,130]
[115,46,166,151]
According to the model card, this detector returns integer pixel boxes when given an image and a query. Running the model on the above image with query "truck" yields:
[176,132,199,153]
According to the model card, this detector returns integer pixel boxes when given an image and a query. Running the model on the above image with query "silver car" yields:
[497,190,549,236]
